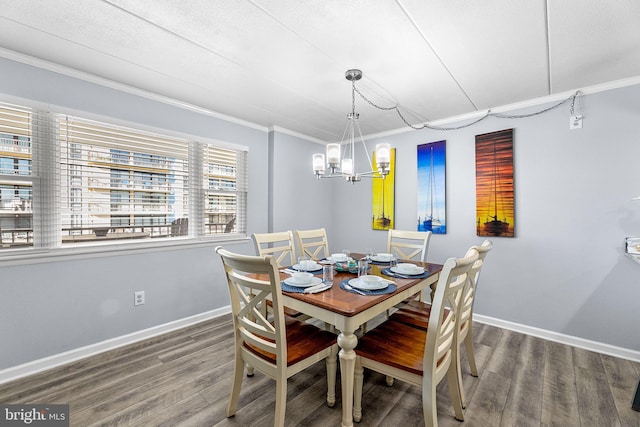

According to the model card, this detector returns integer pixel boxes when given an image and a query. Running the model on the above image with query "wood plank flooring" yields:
[1,314,639,426]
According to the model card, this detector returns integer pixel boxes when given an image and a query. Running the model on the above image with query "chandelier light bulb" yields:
[313,153,325,173]
[341,158,353,175]
[326,143,341,167]
[375,143,390,164]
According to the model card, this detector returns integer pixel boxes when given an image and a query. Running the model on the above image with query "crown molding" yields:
[269,125,327,145]
[0,47,269,134]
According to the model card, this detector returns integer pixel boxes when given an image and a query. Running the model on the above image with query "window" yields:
[203,143,246,235]
[0,101,247,251]
[0,104,33,248]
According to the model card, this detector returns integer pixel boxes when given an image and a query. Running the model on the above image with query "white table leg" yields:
[337,330,358,427]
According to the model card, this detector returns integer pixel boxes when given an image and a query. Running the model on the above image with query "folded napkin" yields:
[303,283,332,294]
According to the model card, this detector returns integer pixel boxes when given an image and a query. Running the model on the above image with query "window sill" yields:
[0,235,251,266]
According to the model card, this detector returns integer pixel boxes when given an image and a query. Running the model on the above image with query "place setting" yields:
[281,266,335,294]
[381,262,430,279]
[367,252,396,265]
[339,257,396,296]
[325,252,373,273]
[289,256,323,273]
[340,273,396,296]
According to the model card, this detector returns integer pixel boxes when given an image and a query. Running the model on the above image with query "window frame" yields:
[0,100,250,265]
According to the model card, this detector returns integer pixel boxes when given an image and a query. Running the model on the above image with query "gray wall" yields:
[1,55,639,371]
[0,58,269,369]
[330,84,640,352]
[270,130,334,235]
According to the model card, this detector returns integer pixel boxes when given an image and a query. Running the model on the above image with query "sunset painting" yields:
[371,148,395,230]
[417,140,446,234]
[475,129,515,237]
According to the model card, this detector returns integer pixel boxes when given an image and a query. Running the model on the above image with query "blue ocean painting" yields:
[417,140,446,234]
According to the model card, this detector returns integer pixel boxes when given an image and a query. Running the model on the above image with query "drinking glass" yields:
[298,256,310,272]
[357,259,369,278]
[365,248,374,260]
[341,249,351,259]
[322,265,334,285]
[389,255,397,270]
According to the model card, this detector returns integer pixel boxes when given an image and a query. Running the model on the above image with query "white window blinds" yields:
[0,101,248,252]
[0,103,34,248]
[59,116,190,243]
[203,143,247,236]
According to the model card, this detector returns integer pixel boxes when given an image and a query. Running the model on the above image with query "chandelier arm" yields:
[354,119,373,168]
[316,174,348,180]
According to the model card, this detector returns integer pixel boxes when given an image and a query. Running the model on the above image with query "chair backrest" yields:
[387,229,432,262]
[294,228,330,260]
[252,231,296,268]
[423,248,478,384]
[216,246,287,370]
[459,240,493,335]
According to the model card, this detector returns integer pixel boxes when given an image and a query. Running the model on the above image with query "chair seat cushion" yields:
[390,300,432,329]
[244,317,336,366]
[355,319,427,376]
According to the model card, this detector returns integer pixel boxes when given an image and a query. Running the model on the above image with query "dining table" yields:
[280,253,443,427]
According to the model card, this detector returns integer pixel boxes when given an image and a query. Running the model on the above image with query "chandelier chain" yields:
[353,84,581,131]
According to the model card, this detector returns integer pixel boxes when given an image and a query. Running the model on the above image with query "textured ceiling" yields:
[1,0,639,142]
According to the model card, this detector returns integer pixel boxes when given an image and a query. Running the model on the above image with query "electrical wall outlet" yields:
[134,290,145,306]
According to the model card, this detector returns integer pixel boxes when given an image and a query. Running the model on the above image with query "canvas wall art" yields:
[417,140,446,234]
[475,128,515,237]
[371,148,395,230]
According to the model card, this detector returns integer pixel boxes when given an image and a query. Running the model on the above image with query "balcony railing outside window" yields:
[0,102,247,251]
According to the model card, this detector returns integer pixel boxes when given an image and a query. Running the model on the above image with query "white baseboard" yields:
[0,307,231,385]
[474,314,640,363]
[2,308,638,385]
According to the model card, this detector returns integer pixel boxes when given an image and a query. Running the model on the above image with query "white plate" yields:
[390,266,425,275]
[348,278,390,291]
[327,256,348,263]
[292,263,322,272]
[284,277,323,288]
[370,255,393,263]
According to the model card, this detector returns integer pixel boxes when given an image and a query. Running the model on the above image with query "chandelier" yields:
[312,69,391,183]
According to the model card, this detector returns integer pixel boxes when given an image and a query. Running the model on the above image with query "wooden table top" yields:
[281,255,443,318]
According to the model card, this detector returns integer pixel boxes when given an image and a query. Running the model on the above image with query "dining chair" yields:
[387,229,432,262]
[353,248,478,426]
[252,231,309,321]
[294,228,330,261]
[390,239,493,408]
[216,247,338,427]
[252,231,297,268]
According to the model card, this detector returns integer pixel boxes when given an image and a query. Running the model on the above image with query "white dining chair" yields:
[216,246,338,427]
[387,229,432,262]
[353,248,478,426]
[252,231,310,321]
[294,228,330,261]
[251,231,296,268]
[390,239,493,408]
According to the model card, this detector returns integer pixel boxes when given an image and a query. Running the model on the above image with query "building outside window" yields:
[0,101,247,250]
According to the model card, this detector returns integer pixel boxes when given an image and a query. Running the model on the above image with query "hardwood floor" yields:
[1,314,639,426]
